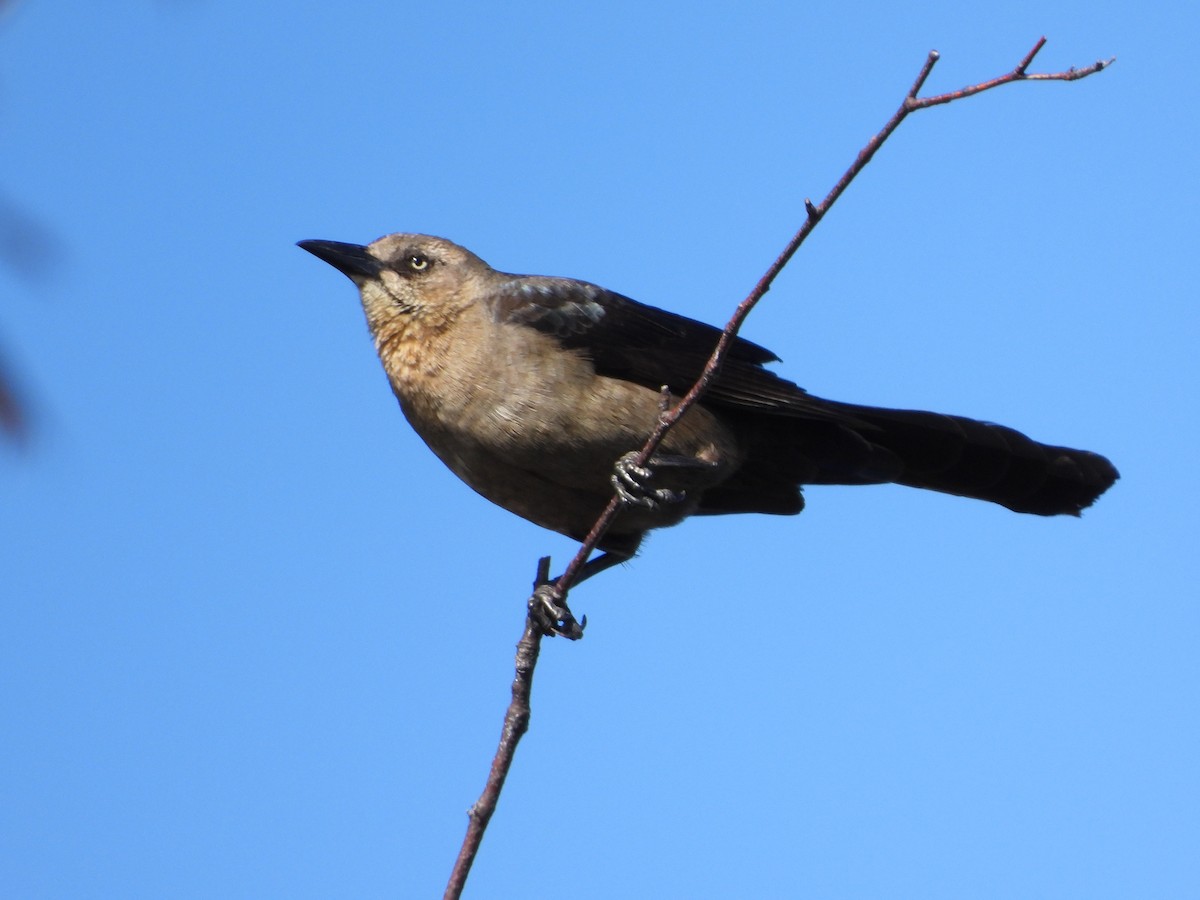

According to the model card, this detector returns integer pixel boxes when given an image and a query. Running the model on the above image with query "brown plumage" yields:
[299,233,1118,570]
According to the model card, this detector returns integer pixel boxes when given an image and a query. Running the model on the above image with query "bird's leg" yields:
[530,451,709,636]
[532,447,696,639]
[528,545,637,640]
[530,452,712,638]
[611,451,714,509]
[529,565,586,640]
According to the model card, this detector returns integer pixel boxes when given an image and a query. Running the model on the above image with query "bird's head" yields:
[299,233,495,334]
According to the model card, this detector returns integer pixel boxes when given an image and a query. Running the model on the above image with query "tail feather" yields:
[703,400,1118,517]
[810,402,1119,516]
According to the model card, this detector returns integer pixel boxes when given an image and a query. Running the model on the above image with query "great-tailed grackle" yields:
[299,233,1118,589]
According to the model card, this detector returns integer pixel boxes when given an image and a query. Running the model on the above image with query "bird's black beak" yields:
[297,239,384,282]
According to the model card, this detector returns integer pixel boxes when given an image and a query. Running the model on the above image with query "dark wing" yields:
[489,275,843,420]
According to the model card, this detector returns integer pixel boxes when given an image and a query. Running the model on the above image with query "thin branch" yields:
[552,38,1112,601]
[910,38,1113,110]
[442,556,553,900]
[443,37,1112,899]
[443,618,543,900]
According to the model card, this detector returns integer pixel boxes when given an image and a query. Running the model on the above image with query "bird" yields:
[299,233,1117,616]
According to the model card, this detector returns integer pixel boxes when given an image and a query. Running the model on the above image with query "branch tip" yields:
[908,50,940,98]
[1017,36,1048,75]
[534,556,551,586]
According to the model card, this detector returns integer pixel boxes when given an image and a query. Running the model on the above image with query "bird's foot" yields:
[611,452,687,509]
[529,579,586,640]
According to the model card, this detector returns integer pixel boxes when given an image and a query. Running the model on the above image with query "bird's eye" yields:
[406,254,430,272]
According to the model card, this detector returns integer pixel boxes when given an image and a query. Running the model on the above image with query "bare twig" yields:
[551,38,1111,601]
[443,619,543,900]
[443,37,1111,899]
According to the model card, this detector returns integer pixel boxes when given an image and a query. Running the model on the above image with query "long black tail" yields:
[701,400,1118,518]
[801,400,1119,516]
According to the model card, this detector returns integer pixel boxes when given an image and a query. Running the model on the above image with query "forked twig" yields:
[552,39,1111,607]
[444,37,1112,900]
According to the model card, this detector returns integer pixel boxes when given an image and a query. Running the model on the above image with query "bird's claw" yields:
[611,452,686,509]
[529,583,586,640]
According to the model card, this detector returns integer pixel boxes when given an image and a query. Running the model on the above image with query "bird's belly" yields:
[395,369,742,540]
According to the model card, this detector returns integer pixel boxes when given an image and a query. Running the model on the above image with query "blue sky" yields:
[2,2,1196,897]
